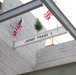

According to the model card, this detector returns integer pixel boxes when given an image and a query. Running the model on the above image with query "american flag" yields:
[44,10,53,20]
[13,18,22,37]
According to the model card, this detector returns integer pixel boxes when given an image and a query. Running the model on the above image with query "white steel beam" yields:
[0,0,43,22]
[14,26,67,48]
[41,0,76,40]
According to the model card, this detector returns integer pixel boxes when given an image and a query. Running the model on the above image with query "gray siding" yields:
[0,0,46,75]
[0,39,33,75]
[36,40,76,70]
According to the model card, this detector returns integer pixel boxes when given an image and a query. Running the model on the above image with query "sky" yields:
[19,0,75,45]
[0,0,3,2]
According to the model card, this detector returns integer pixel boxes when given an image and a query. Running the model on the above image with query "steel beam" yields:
[41,0,76,40]
[14,27,67,48]
[0,0,43,22]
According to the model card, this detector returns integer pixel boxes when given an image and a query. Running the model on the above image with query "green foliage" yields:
[34,19,43,32]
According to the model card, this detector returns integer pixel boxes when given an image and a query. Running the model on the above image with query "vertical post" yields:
[50,38,53,45]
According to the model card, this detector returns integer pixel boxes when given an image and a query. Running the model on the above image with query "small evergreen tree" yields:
[34,19,43,32]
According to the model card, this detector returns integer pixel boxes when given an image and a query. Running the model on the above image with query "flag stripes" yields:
[44,10,53,20]
[13,18,22,37]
